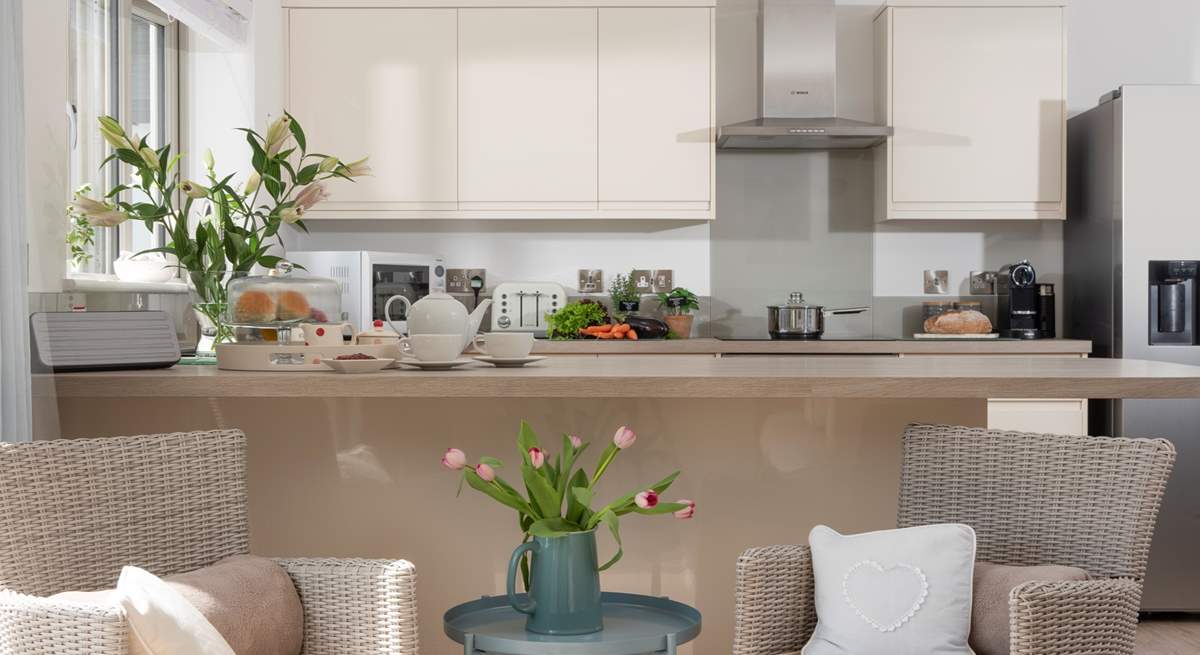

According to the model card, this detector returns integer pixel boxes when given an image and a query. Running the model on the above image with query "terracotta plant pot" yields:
[664,314,695,339]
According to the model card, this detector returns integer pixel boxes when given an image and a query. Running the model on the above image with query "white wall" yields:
[22,0,69,293]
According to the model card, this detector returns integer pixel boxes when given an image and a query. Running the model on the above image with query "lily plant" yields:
[442,422,694,573]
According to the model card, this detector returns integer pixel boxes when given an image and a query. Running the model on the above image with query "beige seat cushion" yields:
[970,561,1090,655]
[52,555,303,655]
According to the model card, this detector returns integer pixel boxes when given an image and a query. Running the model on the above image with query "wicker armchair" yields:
[0,430,419,655]
[734,423,1176,655]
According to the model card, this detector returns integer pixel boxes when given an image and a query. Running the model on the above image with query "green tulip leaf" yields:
[522,464,561,518]
[565,469,591,525]
[631,501,688,516]
[466,468,533,516]
[597,510,623,572]
[517,421,539,455]
[528,517,582,538]
[479,456,505,469]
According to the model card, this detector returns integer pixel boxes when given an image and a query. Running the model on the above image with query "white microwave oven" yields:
[286,251,446,332]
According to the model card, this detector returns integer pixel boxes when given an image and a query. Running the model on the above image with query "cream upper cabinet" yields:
[283,2,715,219]
[598,8,713,210]
[458,9,598,209]
[874,2,1066,220]
[287,8,457,216]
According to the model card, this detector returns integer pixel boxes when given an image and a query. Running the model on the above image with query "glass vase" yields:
[187,270,241,357]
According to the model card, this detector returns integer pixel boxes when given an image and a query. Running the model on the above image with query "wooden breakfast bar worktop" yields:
[39,353,1200,655]
[41,354,1200,399]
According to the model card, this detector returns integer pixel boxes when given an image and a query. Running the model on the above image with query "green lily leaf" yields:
[286,111,306,152]
[522,464,561,518]
[597,510,623,571]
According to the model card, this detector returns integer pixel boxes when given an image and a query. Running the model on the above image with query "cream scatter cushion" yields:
[118,565,236,655]
[802,524,977,655]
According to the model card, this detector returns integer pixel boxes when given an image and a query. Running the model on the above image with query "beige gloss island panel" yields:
[529,337,1092,355]
[51,396,986,655]
[41,355,1200,400]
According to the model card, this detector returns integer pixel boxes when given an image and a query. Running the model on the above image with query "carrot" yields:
[585,324,613,334]
[627,329,639,340]
[596,332,615,339]
[613,330,626,339]
[612,323,630,334]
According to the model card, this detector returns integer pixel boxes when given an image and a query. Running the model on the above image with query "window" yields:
[68,0,178,276]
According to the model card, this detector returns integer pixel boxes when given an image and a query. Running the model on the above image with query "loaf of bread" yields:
[232,290,277,324]
[924,309,993,334]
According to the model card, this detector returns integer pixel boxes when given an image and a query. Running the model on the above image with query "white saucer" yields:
[323,357,395,374]
[393,357,475,370]
[473,355,547,368]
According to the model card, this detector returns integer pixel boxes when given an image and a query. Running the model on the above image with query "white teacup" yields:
[399,334,464,362]
[473,332,534,359]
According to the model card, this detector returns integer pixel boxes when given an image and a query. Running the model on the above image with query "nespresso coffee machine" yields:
[997,260,1041,339]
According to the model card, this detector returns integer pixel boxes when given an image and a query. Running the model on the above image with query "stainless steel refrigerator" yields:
[1065,84,1200,611]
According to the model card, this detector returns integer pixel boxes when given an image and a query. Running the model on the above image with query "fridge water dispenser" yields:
[1149,260,1199,345]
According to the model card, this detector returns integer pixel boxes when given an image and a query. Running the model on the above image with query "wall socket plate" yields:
[924,269,949,295]
[578,269,603,293]
[652,269,674,293]
[447,269,486,293]
[970,271,997,295]
[632,270,654,292]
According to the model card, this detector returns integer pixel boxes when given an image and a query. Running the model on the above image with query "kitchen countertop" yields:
[41,354,1200,399]
[530,337,1092,355]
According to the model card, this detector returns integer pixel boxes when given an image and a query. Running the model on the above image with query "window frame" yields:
[68,0,181,280]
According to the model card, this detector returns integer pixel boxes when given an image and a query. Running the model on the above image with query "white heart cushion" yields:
[802,524,977,655]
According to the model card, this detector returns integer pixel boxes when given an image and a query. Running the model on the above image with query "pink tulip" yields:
[529,447,545,469]
[441,448,467,470]
[568,435,583,449]
[673,499,695,519]
[475,462,495,482]
[635,490,659,509]
[612,426,637,450]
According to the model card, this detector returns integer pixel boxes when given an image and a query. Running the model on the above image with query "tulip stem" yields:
[589,444,619,490]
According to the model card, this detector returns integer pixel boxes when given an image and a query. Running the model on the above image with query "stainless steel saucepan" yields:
[767,292,869,339]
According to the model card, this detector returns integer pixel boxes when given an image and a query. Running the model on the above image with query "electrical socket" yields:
[464,269,486,293]
[578,269,603,293]
[924,270,949,295]
[447,269,486,293]
[652,269,674,293]
[632,269,654,292]
[446,269,470,293]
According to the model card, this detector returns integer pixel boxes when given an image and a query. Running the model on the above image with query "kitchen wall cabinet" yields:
[458,9,597,208]
[598,8,712,210]
[287,8,458,213]
[873,1,1067,220]
[284,2,715,220]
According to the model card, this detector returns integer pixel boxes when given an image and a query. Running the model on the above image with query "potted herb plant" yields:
[442,422,694,635]
[608,271,640,321]
[657,287,700,339]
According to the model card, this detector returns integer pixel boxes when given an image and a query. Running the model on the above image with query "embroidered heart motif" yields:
[842,559,929,633]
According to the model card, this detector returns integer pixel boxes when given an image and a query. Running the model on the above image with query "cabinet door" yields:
[458,9,597,208]
[887,7,1064,217]
[598,8,711,209]
[287,9,457,213]
[987,399,1087,436]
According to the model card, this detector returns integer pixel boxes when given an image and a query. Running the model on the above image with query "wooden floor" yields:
[1138,616,1200,654]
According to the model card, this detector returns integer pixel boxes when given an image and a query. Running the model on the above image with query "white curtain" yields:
[1,0,33,442]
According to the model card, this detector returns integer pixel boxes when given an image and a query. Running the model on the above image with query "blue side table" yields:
[444,592,701,655]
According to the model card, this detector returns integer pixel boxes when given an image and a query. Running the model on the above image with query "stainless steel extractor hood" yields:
[717,0,892,150]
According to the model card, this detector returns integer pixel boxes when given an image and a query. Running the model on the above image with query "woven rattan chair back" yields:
[896,424,1175,579]
[0,430,249,596]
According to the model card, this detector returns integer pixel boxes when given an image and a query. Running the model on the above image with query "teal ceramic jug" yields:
[506,530,604,635]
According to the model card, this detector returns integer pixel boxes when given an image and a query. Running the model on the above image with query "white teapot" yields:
[384,292,493,352]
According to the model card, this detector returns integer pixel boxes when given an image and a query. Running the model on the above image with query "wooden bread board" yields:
[913,332,999,339]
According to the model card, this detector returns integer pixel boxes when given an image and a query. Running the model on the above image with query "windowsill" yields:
[62,274,189,294]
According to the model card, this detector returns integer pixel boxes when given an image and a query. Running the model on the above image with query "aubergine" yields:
[624,316,670,340]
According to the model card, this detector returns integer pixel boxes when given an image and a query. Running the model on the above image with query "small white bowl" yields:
[322,357,395,374]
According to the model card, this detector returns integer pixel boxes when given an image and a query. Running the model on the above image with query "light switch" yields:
[924,270,949,295]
